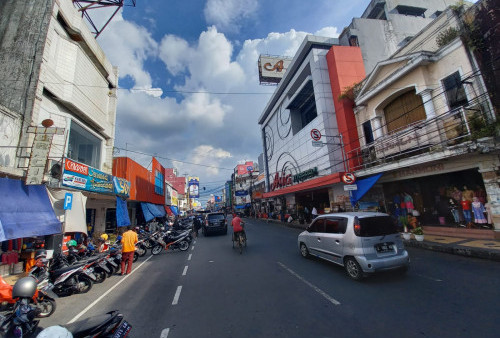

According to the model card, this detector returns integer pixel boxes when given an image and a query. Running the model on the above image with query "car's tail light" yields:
[354,217,361,236]
[205,220,208,226]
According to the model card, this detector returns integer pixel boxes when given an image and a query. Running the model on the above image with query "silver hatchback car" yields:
[298,212,410,280]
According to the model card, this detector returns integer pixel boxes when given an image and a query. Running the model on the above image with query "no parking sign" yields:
[341,172,356,185]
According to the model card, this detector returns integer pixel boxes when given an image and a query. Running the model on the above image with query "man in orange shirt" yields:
[120,226,138,275]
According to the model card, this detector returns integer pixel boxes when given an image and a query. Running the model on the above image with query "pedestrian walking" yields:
[120,226,138,275]
[312,206,318,219]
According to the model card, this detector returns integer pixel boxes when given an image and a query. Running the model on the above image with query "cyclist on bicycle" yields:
[231,213,245,242]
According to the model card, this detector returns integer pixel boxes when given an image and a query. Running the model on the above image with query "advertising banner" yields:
[188,177,200,198]
[236,161,254,176]
[171,190,178,206]
[214,196,222,202]
[62,158,130,197]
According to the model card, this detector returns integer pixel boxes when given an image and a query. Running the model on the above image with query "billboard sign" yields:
[62,158,130,197]
[258,55,293,84]
[188,177,200,198]
[171,189,178,206]
[236,161,255,176]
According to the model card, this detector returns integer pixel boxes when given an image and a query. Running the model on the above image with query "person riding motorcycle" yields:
[231,214,245,242]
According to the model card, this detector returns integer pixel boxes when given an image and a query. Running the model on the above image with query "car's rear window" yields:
[358,216,397,237]
[208,214,225,220]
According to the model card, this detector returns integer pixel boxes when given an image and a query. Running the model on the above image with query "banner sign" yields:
[214,196,222,202]
[188,177,199,198]
[235,190,249,196]
[293,167,318,183]
[62,158,130,197]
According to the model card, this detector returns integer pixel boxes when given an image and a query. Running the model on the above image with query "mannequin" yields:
[471,197,487,226]
[451,187,462,203]
[461,196,472,225]
[448,198,460,224]
[462,186,474,202]
[404,192,414,213]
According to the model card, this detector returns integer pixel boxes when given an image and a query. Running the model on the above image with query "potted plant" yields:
[402,225,411,240]
[412,227,425,241]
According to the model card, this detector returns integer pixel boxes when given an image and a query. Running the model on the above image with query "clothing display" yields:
[471,197,487,224]
[462,186,474,202]
[404,193,414,212]
[461,198,472,224]
[448,199,460,223]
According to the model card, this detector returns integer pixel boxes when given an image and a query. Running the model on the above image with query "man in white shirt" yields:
[312,207,318,219]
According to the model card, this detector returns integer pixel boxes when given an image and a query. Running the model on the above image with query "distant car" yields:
[298,212,409,280]
[203,212,228,236]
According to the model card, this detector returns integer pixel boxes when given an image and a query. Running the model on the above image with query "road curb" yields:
[404,239,500,262]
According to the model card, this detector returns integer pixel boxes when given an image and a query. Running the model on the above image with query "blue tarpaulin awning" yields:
[141,203,166,222]
[350,173,383,207]
[116,197,131,227]
[0,178,62,241]
[170,206,179,216]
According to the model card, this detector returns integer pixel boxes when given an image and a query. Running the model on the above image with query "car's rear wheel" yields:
[344,257,364,281]
[299,243,309,258]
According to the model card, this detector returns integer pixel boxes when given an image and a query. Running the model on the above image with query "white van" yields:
[298,212,410,280]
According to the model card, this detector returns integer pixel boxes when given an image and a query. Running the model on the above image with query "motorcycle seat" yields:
[50,264,84,277]
[64,311,120,337]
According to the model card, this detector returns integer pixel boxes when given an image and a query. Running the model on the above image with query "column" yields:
[372,116,383,139]
[419,89,436,119]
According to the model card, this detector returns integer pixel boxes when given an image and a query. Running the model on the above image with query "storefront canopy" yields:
[350,173,383,207]
[0,178,62,241]
[141,202,166,222]
[116,197,131,227]
[164,206,173,216]
[170,206,179,216]
[47,189,87,235]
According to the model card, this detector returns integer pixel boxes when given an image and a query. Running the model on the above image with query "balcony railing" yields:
[348,104,494,170]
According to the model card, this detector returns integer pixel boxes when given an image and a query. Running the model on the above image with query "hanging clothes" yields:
[471,197,487,224]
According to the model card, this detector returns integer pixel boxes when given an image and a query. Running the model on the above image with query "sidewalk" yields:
[261,218,500,262]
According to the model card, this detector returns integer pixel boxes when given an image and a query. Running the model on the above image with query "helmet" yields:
[135,226,140,232]
[37,326,73,338]
[100,234,109,241]
[12,277,37,298]
[66,239,77,247]
[35,249,47,260]
[116,235,122,242]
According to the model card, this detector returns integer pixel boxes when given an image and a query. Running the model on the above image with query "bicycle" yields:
[232,228,246,254]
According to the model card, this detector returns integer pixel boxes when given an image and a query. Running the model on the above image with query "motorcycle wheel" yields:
[35,298,56,318]
[133,252,139,262]
[93,268,107,284]
[136,244,147,257]
[179,240,189,251]
[151,244,164,255]
[75,275,93,294]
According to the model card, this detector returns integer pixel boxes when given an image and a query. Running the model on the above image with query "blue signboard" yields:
[62,158,130,197]
[64,192,73,210]
[235,190,248,196]
[188,177,200,198]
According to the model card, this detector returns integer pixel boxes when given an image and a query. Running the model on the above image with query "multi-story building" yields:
[0,0,124,239]
[339,0,460,74]
[232,161,257,214]
[351,4,499,237]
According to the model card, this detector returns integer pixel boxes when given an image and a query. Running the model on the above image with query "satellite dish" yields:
[49,163,62,179]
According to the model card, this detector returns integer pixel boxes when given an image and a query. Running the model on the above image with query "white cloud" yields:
[314,26,340,38]
[204,0,258,33]
[96,11,162,96]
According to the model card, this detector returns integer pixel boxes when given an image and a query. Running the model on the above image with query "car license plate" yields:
[376,243,394,253]
[112,320,132,338]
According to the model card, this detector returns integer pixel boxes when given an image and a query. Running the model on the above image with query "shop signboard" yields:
[258,55,293,84]
[293,167,318,183]
[62,158,113,194]
[188,177,200,198]
[113,177,131,198]
[171,190,178,206]
[236,161,255,176]
[235,190,249,197]
[344,184,358,191]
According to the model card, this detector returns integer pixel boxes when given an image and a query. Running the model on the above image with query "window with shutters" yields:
[383,89,426,134]
[442,71,468,110]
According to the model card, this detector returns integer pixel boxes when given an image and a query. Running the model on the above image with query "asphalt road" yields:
[40,218,500,337]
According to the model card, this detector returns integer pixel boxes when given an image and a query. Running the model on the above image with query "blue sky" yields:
[85,0,374,204]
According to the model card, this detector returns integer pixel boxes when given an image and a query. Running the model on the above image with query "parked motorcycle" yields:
[151,229,191,255]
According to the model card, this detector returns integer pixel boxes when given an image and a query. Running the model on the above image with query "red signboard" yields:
[271,172,292,191]
[310,129,322,141]
[237,161,254,176]
[64,158,89,176]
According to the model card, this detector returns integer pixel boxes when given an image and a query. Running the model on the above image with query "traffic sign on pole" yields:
[341,172,356,184]
[310,129,322,141]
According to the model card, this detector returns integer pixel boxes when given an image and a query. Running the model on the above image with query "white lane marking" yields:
[194,240,197,244]
[68,255,153,324]
[277,262,341,306]
[191,245,195,251]
[188,254,192,261]
[172,286,182,305]
[182,265,188,276]
[415,273,443,282]
[160,328,170,338]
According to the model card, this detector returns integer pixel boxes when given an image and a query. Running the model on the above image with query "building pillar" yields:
[478,162,500,234]
[419,89,436,119]
[372,116,383,139]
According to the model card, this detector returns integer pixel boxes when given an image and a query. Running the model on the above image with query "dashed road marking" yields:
[277,262,340,306]
[415,273,443,282]
[160,328,170,338]
[182,265,188,276]
[172,285,182,305]
[188,254,192,261]
[191,245,195,251]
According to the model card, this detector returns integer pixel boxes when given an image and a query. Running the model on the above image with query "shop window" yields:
[105,208,117,233]
[383,89,426,133]
[395,5,426,17]
[154,170,164,195]
[442,71,468,110]
[289,81,317,135]
[363,120,374,144]
[86,208,96,234]
[68,120,101,168]
[348,35,359,47]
